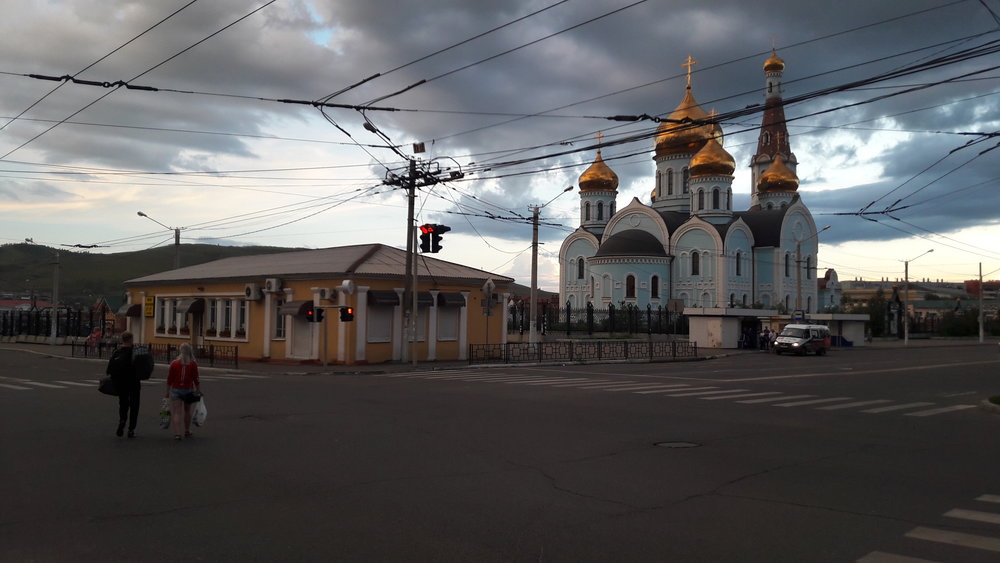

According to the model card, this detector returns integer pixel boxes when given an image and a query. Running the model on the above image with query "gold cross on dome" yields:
[596,131,604,145]
[682,55,697,88]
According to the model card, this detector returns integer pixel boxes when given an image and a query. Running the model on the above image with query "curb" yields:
[980,399,1000,414]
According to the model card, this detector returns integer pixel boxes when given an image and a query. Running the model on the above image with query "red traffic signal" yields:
[340,306,354,322]
[418,224,450,253]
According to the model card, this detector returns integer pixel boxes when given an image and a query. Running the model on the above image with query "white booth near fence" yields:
[685,308,870,349]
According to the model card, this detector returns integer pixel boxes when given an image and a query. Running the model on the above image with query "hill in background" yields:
[0,243,300,309]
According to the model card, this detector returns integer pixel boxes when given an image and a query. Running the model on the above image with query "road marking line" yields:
[904,405,977,417]
[701,391,784,401]
[521,378,593,385]
[944,508,1000,525]
[553,381,643,389]
[53,381,96,387]
[856,551,938,562]
[817,399,893,410]
[0,383,32,390]
[635,386,717,395]
[504,378,583,384]
[544,380,616,387]
[976,494,1000,503]
[736,394,815,404]
[862,402,934,413]
[604,383,691,392]
[774,397,852,407]
[439,375,541,382]
[408,373,504,379]
[18,381,67,389]
[666,389,748,397]
[905,526,1000,552]
[728,358,1000,382]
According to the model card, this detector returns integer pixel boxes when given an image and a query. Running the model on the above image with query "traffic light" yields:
[315,308,325,322]
[340,306,354,322]
[419,224,433,253]
[305,308,316,322]
[431,224,450,253]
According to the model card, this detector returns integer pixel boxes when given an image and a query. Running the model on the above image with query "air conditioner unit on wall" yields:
[318,288,335,301]
[264,278,282,293]
[244,283,263,301]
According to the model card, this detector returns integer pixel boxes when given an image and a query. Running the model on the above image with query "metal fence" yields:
[508,302,689,337]
[70,341,239,369]
[0,308,110,338]
[469,339,697,365]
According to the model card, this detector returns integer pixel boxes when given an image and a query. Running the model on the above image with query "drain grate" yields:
[655,441,701,448]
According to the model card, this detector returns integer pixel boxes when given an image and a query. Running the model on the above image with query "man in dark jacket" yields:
[107,332,142,438]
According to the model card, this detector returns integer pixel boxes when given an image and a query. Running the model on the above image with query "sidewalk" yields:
[3,337,994,377]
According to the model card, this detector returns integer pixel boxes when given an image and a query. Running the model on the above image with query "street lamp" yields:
[137,211,181,269]
[903,248,934,346]
[528,186,574,345]
[795,225,830,314]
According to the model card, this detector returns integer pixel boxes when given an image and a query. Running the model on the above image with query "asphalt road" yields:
[1,344,998,562]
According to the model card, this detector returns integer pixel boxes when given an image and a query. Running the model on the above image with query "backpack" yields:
[132,345,155,380]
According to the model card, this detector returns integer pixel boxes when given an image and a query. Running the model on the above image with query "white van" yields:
[774,324,831,356]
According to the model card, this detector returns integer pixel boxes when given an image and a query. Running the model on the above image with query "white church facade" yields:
[558,52,841,316]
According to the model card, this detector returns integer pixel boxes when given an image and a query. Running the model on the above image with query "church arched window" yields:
[735,251,742,276]
[784,254,791,277]
[697,190,705,210]
[584,202,591,221]
[626,275,636,299]
[766,202,774,210]
[691,252,700,276]
[806,256,812,279]
[682,167,690,193]
[577,257,585,280]
[602,274,612,299]
[597,201,604,221]
[712,188,720,209]
[762,132,771,145]
[651,275,659,299]
[727,189,732,210]
[609,201,615,216]
[667,169,674,195]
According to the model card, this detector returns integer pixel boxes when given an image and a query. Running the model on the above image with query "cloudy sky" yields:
[2,0,999,291]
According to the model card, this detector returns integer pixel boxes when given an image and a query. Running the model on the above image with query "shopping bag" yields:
[98,377,118,396]
[159,398,171,429]
[192,398,207,427]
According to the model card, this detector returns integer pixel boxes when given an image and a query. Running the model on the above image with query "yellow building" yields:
[123,244,512,365]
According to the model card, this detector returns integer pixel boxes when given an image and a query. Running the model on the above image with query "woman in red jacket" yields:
[165,343,201,440]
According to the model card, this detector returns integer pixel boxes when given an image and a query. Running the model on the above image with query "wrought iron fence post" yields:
[586,302,594,335]
[565,301,571,337]
[608,303,616,334]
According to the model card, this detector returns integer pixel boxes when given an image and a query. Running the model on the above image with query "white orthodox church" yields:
[558,52,842,314]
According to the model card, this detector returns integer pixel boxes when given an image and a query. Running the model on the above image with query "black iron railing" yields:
[469,340,697,365]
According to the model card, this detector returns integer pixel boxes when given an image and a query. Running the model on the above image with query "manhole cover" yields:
[655,441,701,448]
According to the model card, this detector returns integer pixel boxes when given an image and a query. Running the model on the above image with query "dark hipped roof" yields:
[595,230,667,258]
[733,205,790,248]
[125,244,513,286]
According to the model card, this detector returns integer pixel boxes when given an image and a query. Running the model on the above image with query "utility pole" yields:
[403,158,417,365]
[527,186,573,345]
[903,248,933,346]
[50,250,59,346]
[979,262,984,343]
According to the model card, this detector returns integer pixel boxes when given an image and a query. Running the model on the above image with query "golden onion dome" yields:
[579,149,619,192]
[650,187,657,203]
[757,155,799,192]
[689,138,736,177]
[764,50,785,72]
[655,87,723,158]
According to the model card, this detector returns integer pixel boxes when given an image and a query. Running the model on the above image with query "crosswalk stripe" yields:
[944,508,1000,525]
[545,380,616,387]
[904,405,977,417]
[817,399,893,410]
[635,385,716,395]
[605,383,690,392]
[736,394,814,404]
[905,526,1000,552]
[862,402,934,413]
[412,372,504,379]
[666,388,748,397]
[774,397,853,407]
[53,381,96,387]
[553,381,644,389]
[701,391,784,401]
[977,494,1000,503]
[18,381,67,389]
[856,551,938,562]
[503,378,580,384]
[471,376,556,383]
[0,383,31,390]
[521,378,593,385]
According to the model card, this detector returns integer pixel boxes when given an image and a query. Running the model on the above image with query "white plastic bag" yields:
[192,398,207,427]
[159,398,171,429]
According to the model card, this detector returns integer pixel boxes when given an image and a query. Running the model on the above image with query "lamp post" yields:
[528,186,574,345]
[795,225,830,314]
[903,248,933,346]
[137,211,181,269]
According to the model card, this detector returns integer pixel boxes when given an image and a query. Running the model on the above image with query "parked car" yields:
[774,324,831,356]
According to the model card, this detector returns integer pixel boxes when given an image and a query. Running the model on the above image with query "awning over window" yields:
[177,298,205,315]
[437,293,466,307]
[368,291,401,306]
[277,300,313,316]
[117,303,143,317]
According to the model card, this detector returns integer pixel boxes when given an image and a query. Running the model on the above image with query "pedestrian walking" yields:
[106,331,141,438]
[166,343,201,441]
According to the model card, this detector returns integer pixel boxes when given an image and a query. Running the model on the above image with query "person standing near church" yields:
[165,343,201,440]
[106,331,141,438]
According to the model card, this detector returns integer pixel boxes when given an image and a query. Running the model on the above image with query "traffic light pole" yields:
[404,158,417,366]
